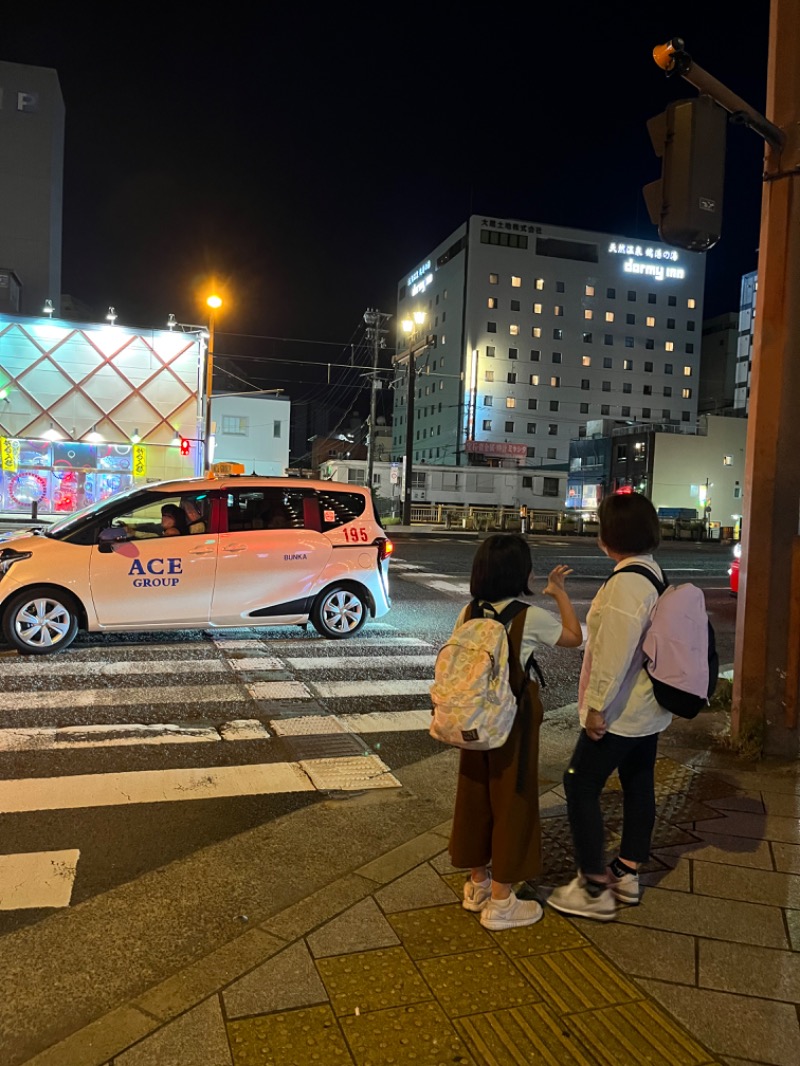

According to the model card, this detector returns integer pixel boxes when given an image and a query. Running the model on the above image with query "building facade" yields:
[0,311,203,515]
[734,270,757,415]
[392,216,706,491]
[0,61,65,317]
[211,394,290,475]
[699,312,738,414]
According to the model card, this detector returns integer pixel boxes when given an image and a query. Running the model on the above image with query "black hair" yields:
[597,492,660,554]
[469,534,534,600]
[161,503,189,535]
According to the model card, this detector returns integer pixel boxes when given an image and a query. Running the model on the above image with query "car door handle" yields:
[189,547,216,557]
[223,544,249,554]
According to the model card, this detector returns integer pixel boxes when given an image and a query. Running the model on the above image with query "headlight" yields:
[0,548,32,577]
[733,543,742,559]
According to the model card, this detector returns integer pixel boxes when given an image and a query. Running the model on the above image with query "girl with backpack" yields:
[449,534,582,931]
[547,492,671,922]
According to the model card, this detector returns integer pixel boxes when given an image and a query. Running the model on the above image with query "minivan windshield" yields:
[47,483,146,538]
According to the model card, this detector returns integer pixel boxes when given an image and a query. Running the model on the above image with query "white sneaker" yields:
[462,877,492,912]
[547,876,616,921]
[480,891,544,930]
[608,866,640,905]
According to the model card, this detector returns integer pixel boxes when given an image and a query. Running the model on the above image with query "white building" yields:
[211,394,290,475]
[392,215,707,483]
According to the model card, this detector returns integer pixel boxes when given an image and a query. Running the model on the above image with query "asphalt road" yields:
[0,534,737,940]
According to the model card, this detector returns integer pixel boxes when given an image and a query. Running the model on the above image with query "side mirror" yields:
[98,525,129,553]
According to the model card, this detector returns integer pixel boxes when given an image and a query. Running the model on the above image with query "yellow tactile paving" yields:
[340,1001,473,1066]
[455,1002,597,1065]
[568,999,721,1065]
[227,1005,352,1066]
[516,947,642,1015]
[488,907,591,958]
[316,945,431,1017]
[387,902,494,959]
[417,947,540,1018]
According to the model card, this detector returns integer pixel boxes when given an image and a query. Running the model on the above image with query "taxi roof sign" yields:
[210,462,245,476]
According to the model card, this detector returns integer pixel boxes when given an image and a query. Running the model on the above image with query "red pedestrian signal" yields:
[180,437,190,456]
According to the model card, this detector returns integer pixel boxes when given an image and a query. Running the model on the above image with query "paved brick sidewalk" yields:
[23,748,800,1066]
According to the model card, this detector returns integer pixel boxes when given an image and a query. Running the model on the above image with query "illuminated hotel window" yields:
[532,327,542,338]
[646,316,655,327]
[530,374,539,385]
[584,309,593,320]
[582,355,591,366]
[509,324,519,336]
[484,370,494,381]
[506,397,516,408]
[688,298,696,308]
[550,376,560,387]
[535,278,544,290]
[665,341,674,352]
[488,297,498,309]
[554,305,563,316]
[623,359,633,370]
[511,276,521,287]
[489,273,499,284]
[533,303,542,314]
[605,311,614,322]
[683,365,693,376]
[682,388,692,399]
[585,285,595,297]
[441,335,446,345]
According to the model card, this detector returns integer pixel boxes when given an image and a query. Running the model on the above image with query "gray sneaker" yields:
[547,876,616,921]
[480,891,544,930]
[609,867,640,905]
[462,878,492,912]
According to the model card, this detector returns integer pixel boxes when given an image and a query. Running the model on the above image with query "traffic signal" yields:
[643,94,727,252]
[180,437,190,457]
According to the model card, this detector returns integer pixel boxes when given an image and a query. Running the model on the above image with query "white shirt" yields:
[453,597,563,669]
[579,556,673,737]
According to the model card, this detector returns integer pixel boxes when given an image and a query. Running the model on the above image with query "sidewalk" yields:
[21,712,800,1066]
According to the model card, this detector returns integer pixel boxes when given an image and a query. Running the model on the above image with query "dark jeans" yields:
[562,729,660,877]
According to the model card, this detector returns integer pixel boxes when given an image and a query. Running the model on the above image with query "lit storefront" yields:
[0,313,204,515]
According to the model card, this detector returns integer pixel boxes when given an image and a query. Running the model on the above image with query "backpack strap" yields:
[604,563,668,595]
[500,601,547,690]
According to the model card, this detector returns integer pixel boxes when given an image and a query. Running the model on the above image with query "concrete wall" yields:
[211,394,290,475]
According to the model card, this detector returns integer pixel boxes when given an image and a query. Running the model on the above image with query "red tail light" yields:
[378,538,394,561]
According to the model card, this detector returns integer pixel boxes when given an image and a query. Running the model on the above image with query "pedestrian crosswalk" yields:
[0,624,443,911]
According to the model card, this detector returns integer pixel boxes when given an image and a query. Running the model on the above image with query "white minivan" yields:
[0,474,393,654]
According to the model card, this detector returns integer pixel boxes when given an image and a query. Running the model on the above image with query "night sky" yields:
[3,4,771,407]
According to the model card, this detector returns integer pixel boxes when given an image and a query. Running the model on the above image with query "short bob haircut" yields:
[470,534,533,601]
[598,492,660,555]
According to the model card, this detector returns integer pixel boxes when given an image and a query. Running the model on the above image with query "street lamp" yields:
[203,293,223,472]
[399,310,431,526]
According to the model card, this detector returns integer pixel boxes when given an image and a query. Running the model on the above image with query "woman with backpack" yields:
[449,534,582,931]
[547,492,672,922]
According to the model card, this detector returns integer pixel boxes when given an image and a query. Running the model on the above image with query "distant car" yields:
[0,474,393,654]
[728,542,741,595]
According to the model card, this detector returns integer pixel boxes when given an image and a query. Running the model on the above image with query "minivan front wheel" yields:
[310,585,368,639]
[3,586,80,654]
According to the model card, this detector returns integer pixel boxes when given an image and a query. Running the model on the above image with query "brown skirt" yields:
[448,686,543,884]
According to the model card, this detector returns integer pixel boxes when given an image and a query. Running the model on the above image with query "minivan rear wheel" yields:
[3,586,80,654]
[310,585,367,639]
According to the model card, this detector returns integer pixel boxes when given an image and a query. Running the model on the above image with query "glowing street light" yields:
[399,310,432,526]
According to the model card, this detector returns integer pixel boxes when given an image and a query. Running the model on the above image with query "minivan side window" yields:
[225,489,320,532]
[317,490,367,531]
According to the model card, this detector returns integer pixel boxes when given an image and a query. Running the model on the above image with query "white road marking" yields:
[247,681,313,700]
[0,659,227,677]
[0,763,315,813]
[422,580,471,595]
[0,850,80,910]
[284,655,436,671]
[311,679,432,699]
[0,684,244,713]
[0,720,270,751]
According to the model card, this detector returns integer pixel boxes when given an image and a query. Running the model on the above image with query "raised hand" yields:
[543,564,574,597]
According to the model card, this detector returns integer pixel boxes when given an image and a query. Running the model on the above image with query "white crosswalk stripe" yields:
[0,628,441,910]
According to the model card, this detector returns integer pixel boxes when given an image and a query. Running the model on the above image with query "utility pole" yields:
[362,308,391,492]
[731,0,800,756]
[648,11,799,757]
